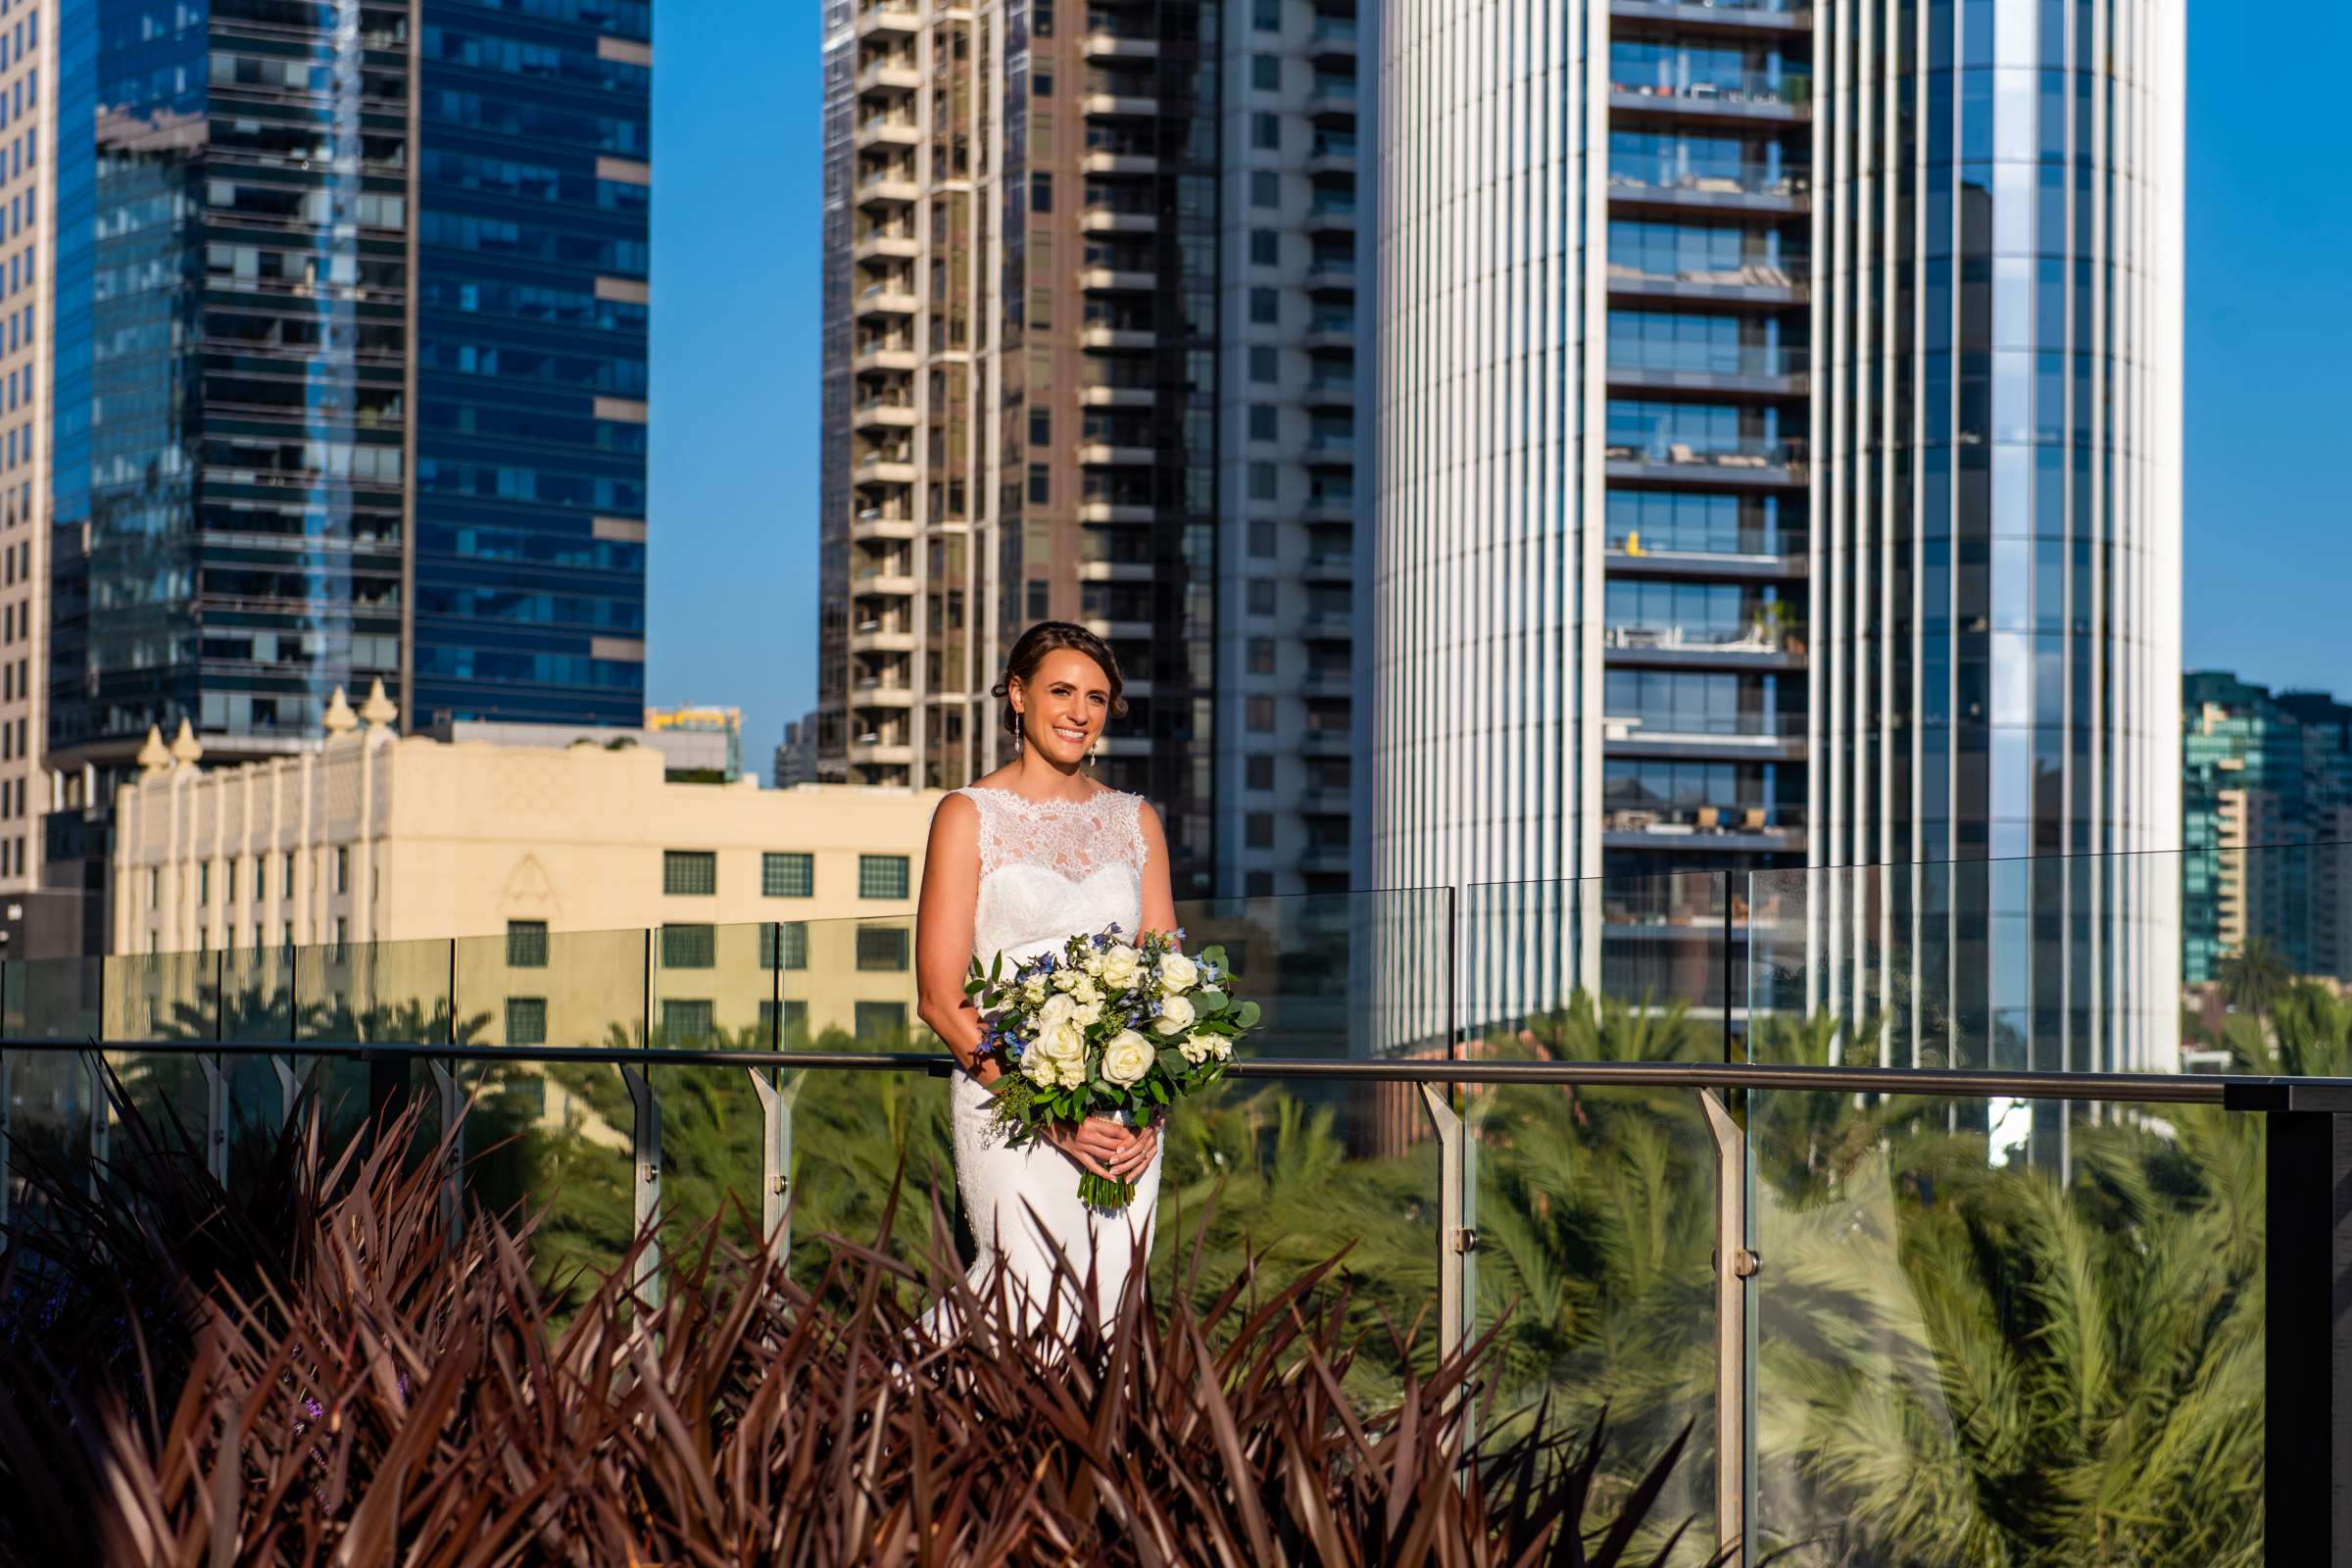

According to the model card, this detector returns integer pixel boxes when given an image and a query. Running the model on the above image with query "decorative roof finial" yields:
[323,685,358,735]
[169,717,203,766]
[359,676,399,729]
[136,725,172,775]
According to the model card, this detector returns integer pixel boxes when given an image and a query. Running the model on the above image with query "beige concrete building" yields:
[108,685,944,1048]
[0,0,53,895]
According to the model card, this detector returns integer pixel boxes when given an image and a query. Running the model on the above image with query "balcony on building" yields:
[1602,621,1803,671]
[1300,602,1353,643]
[851,502,918,542]
[1081,184,1159,235]
[849,671,918,710]
[855,107,923,152]
[856,48,921,96]
[1603,800,1804,853]
[1298,784,1353,817]
[851,387,918,432]
[1608,0,1813,41]
[854,272,920,322]
[1308,9,1358,62]
[1298,724,1352,759]
[1606,137,1810,216]
[1303,368,1356,409]
[855,155,921,212]
[1299,660,1353,697]
[848,612,917,657]
[1604,402,1807,487]
[856,0,920,38]
[1605,235,1807,311]
[1606,48,1812,127]
[853,220,921,265]
[1305,242,1357,295]
[1305,187,1356,235]
[1082,64,1160,118]
[849,548,917,600]
[1606,333,1805,401]
[1304,482,1354,523]
[1602,708,1807,760]
[1302,547,1353,586]
[1306,130,1356,178]
[852,436,918,487]
[1605,518,1805,581]
[1309,67,1358,124]
[1082,8,1160,57]
[1080,301,1158,350]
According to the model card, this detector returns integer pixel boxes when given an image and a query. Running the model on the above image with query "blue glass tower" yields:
[409,0,651,727]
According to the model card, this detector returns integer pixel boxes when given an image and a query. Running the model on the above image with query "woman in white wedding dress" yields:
[914,621,1176,1331]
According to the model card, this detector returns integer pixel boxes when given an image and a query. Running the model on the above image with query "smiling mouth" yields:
[1053,723,1089,743]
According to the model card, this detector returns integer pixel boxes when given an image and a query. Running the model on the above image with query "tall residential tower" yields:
[816,0,1359,898]
[1372,0,2183,1070]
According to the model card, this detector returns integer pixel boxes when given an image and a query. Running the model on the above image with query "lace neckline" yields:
[956,784,1148,882]
[961,786,1130,813]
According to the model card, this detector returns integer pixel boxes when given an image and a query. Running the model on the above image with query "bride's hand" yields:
[1046,1115,1135,1180]
[1104,1116,1162,1179]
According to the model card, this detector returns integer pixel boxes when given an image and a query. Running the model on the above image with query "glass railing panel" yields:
[98,954,219,1160]
[1151,1068,1443,1406]
[1465,874,1738,1057]
[780,911,921,1054]
[4,958,104,1229]
[449,1053,640,1291]
[773,1059,958,1295]
[1175,888,1450,1061]
[1748,1081,2263,1563]
[454,925,648,1052]
[1469,1072,1720,1557]
[653,921,781,1050]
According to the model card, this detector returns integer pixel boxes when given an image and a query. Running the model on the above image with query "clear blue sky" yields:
[646,3,2352,762]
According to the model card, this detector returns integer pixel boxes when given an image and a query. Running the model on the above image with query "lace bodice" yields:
[955,786,1148,970]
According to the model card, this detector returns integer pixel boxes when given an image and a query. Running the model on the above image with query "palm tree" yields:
[2216,936,2292,1018]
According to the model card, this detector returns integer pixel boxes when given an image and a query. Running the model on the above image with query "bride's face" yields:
[1012,649,1114,765]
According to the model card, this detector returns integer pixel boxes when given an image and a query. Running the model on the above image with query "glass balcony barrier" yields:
[1606,525,1809,559]
[1607,153,1812,199]
[1605,433,1808,469]
[1608,338,1808,377]
[1609,70,1812,108]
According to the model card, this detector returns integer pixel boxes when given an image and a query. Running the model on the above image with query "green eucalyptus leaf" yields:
[1197,989,1229,1014]
[1233,1000,1262,1029]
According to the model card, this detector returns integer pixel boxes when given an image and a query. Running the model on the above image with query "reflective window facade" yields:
[49,0,413,767]
[411,0,650,726]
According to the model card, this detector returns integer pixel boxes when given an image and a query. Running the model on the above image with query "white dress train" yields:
[937,785,1163,1333]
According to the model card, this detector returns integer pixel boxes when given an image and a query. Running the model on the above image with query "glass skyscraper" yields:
[1371,0,2182,1072]
[44,0,650,784]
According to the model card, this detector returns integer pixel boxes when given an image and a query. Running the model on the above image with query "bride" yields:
[914,620,1174,1329]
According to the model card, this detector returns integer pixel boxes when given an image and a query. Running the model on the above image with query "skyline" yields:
[647,1,2352,769]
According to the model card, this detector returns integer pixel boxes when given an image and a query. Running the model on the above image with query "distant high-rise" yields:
[1371,0,2184,1070]
[38,0,651,946]
[2182,672,2352,986]
[0,0,54,903]
[43,0,650,777]
[814,0,1359,898]
[774,713,819,789]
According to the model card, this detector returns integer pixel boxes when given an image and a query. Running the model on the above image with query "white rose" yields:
[1102,1029,1154,1086]
[1033,992,1076,1034]
[1179,1031,1218,1064]
[1072,975,1102,1006]
[1023,1053,1057,1086]
[1097,944,1143,991]
[1152,993,1196,1037]
[1073,1000,1103,1028]
[1082,950,1106,977]
[1038,1018,1087,1075]
[1052,968,1081,992]
[1021,977,1049,1005]
[1156,952,1200,995]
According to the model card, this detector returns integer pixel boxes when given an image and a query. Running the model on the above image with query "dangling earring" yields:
[1087,742,1098,766]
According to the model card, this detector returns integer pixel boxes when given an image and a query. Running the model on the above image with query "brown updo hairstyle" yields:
[992,620,1129,738]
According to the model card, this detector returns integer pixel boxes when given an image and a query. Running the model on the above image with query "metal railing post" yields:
[428,1061,465,1251]
[619,1060,662,1307]
[750,1064,803,1253]
[82,1048,109,1200]
[2228,1080,2352,1564]
[1698,1088,1757,1565]
[1417,1082,1477,1438]
[206,948,229,1185]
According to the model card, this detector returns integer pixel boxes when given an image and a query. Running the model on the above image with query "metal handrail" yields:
[0,1035,2249,1105]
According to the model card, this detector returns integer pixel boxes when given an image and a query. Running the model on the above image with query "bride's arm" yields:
[915,794,994,1081]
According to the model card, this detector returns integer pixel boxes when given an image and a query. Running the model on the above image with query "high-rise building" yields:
[37,0,650,946]
[815,0,1359,898]
[1371,0,2183,1070]
[0,0,53,902]
[774,712,820,789]
[2182,672,2352,987]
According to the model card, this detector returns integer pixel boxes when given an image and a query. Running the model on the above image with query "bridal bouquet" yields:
[968,924,1256,1209]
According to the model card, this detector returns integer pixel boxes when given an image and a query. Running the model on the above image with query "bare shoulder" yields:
[929,789,979,836]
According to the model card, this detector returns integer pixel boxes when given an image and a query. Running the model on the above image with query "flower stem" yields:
[1077,1172,1137,1211]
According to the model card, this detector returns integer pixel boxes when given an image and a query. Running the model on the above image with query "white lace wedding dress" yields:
[944,784,1164,1329]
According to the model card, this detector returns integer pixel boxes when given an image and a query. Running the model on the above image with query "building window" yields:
[1249,462,1279,501]
[1247,754,1276,790]
[859,854,910,900]
[335,846,348,894]
[1030,172,1054,214]
[763,998,810,1044]
[333,916,348,959]
[1249,637,1277,674]
[1248,579,1278,615]
[225,860,237,905]
[148,866,159,906]
[1252,0,1281,28]
[1249,403,1278,442]
[1250,518,1277,557]
[660,999,715,1045]
[1034,67,1054,94]
[506,997,548,1046]
[283,852,296,896]
[1250,170,1279,209]
[763,851,813,897]
[1250,228,1280,268]
[663,850,716,895]
[507,919,549,968]
[199,861,211,903]
[1250,344,1278,383]
[1250,286,1279,325]
[282,923,295,953]
[1251,112,1281,151]
[1248,695,1277,731]
[1028,463,1051,505]
[856,925,911,970]
[1028,407,1051,448]
[1027,579,1049,620]
[770,920,809,969]
[662,923,716,968]
[1247,812,1275,849]
[1252,52,1282,90]
[855,1002,907,1044]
